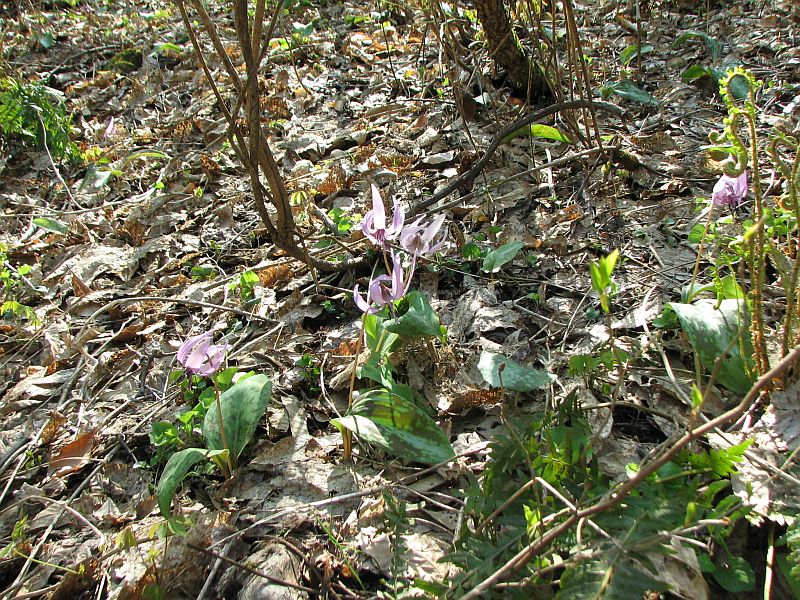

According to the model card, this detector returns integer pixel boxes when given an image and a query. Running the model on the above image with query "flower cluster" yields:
[712,171,748,207]
[177,332,227,376]
[354,185,446,313]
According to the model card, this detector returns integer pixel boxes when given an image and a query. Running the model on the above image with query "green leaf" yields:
[557,558,668,599]
[599,80,659,106]
[619,43,653,66]
[668,299,756,393]
[728,73,749,100]
[682,63,713,84]
[383,290,444,339]
[156,447,210,516]
[673,30,721,60]
[32,217,68,234]
[202,374,272,458]
[478,351,556,392]
[482,241,524,273]
[120,149,169,169]
[712,555,755,593]
[331,390,454,465]
[776,553,800,599]
[502,124,572,144]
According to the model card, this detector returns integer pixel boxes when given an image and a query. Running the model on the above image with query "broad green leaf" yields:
[202,374,272,458]
[331,390,454,465]
[120,149,169,169]
[599,80,659,106]
[681,281,715,303]
[478,351,556,392]
[156,448,209,516]
[77,164,115,193]
[619,43,653,66]
[364,313,400,356]
[681,64,712,84]
[32,217,68,234]
[502,124,572,144]
[383,290,444,339]
[673,30,721,61]
[668,299,755,393]
[711,555,755,593]
[716,274,745,302]
[687,222,707,244]
[482,241,524,273]
[359,352,395,388]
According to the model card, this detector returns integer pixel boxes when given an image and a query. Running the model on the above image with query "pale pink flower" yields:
[400,213,446,257]
[712,171,748,207]
[177,332,227,376]
[353,253,410,314]
[362,184,404,250]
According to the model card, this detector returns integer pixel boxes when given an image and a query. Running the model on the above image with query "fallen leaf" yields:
[49,430,96,477]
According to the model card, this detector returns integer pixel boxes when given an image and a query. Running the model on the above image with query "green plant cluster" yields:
[430,400,752,597]
[0,243,37,323]
[0,77,79,161]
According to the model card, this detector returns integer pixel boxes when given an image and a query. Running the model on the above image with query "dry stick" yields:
[410,99,623,217]
[562,0,602,148]
[186,542,320,595]
[458,344,800,599]
[419,145,615,218]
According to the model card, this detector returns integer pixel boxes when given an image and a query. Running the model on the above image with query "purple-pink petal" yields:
[370,184,386,230]
[712,171,748,207]
[177,332,227,376]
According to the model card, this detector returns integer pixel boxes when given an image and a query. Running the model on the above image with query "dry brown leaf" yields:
[41,412,67,446]
[49,430,96,478]
[258,264,294,288]
[69,269,93,296]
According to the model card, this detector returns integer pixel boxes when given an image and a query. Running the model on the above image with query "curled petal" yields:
[422,213,446,245]
[370,184,386,230]
[353,285,374,313]
[388,197,405,237]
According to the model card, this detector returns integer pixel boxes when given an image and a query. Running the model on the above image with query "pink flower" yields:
[353,253,410,314]
[177,332,227,376]
[712,171,748,207]
[400,213,446,257]
[362,184,404,250]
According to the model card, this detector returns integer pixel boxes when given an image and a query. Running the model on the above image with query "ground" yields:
[1,0,800,598]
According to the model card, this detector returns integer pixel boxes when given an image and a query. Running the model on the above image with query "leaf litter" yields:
[0,0,799,597]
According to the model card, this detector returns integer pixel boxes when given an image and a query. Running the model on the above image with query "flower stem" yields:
[343,313,367,461]
[213,377,234,475]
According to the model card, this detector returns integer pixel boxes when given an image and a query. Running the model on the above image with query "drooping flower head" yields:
[400,213,446,257]
[353,253,410,314]
[362,184,404,250]
[177,332,227,376]
[712,171,748,207]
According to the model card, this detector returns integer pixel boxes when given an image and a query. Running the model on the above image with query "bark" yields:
[474,0,550,100]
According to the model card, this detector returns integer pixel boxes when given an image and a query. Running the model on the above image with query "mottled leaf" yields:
[668,299,755,393]
[478,351,556,392]
[331,391,454,465]
[203,374,272,458]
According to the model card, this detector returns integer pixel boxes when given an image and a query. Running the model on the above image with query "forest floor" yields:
[1,0,800,597]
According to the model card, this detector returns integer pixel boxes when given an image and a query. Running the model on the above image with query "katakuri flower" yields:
[400,213,446,257]
[353,253,410,314]
[712,171,748,207]
[176,332,228,376]
[362,184,404,250]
